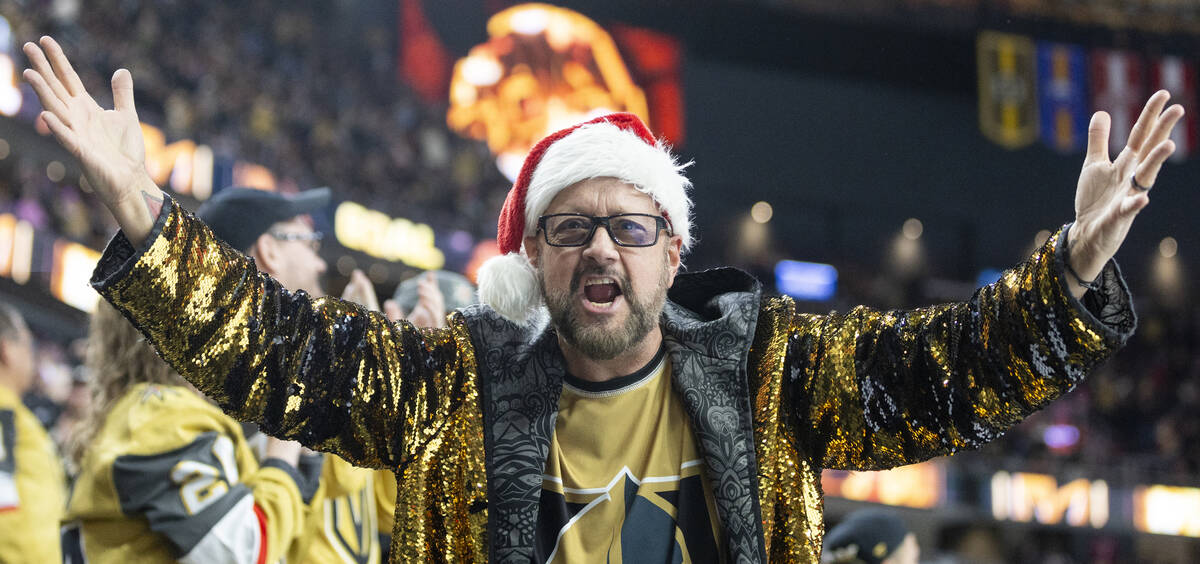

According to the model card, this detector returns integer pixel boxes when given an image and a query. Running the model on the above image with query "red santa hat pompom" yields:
[477,113,693,323]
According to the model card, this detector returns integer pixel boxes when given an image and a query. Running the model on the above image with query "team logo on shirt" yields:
[322,483,378,564]
[536,462,719,564]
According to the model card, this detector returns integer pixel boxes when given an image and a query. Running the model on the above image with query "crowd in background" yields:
[5,0,1199,498]
[2,0,511,240]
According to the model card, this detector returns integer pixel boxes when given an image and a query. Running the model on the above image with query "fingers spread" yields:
[1125,90,1170,152]
[1085,111,1112,165]
[39,36,88,98]
[22,42,70,103]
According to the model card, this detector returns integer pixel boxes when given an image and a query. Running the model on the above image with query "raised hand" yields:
[388,272,447,329]
[1067,90,1184,297]
[22,36,162,244]
[341,269,381,311]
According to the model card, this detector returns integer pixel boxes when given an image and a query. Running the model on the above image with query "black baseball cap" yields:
[822,510,909,564]
[195,187,331,251]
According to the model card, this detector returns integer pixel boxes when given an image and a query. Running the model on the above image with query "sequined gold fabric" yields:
[96,203,487,562]
[749,227,1124,562]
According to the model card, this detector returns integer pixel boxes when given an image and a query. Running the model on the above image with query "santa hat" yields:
[477,113,693,323]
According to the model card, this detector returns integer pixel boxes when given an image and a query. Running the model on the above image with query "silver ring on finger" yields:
[1131,174,1152,192]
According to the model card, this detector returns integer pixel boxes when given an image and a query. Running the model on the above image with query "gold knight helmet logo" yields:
[446,3,650,180]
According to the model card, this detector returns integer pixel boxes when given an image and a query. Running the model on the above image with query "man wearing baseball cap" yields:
[196,186,383,563]
[27,37,1183,562]
[822,510,919,564]
[196,187,331,299]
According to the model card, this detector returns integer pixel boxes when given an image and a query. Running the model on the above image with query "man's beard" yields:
[539,259,669,361]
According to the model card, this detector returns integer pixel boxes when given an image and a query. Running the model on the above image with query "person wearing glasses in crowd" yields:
[23,36,1184,562]
[193,186,383,563]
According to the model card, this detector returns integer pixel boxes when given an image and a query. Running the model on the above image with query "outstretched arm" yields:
[787,230,1131,471]
[788,92,1183,471]
[25,37,478,470]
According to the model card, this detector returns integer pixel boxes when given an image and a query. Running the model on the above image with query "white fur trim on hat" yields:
[523,121,694,250]
[476,252,543,323]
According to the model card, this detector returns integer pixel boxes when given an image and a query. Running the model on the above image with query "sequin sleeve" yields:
[90,197,477,471]
[785,225,1134,471]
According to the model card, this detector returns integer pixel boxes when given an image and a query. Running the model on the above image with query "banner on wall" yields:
[1150,56,1197,161]
[1036,42,1089,154]
[979,32,1200,165]
[1090,48,1146,155]
[977,32,1039,149]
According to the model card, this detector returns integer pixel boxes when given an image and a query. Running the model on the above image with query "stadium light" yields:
[1153,237,1184,304]
[750,201,773,224]
[902,218,923,240]
[1159,236,1178,258]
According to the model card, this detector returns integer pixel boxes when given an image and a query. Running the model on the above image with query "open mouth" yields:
[582,277,623,309]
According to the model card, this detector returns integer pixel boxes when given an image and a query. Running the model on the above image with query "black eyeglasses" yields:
[537,213,671,247]
[269,230,324,252]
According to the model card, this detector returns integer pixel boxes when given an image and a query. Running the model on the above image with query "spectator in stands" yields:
[64,300,318,563]
[0,302,66,562]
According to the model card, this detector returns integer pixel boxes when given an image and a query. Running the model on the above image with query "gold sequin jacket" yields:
[91,199,1134,563]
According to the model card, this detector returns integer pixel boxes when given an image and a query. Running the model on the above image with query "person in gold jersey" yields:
[539,346,722,562]
[24,36,1186,562]
[64,300,317,563]
[0,302,66,563]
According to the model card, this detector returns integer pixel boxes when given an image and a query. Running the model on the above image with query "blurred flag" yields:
[1090,49,1145,155]
[1150,56,1197,161]
[1036,42,1089,153]
[978,32,1038,149]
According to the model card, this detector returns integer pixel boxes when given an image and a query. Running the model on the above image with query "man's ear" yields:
[523,236,542,269]
[665,235,683,287]
[250,234,281,275]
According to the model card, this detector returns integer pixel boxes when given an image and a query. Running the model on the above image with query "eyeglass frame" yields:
[268,230,325,252]
[535,213,672,248]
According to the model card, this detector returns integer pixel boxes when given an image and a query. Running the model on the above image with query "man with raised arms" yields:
[23,36,1184,562]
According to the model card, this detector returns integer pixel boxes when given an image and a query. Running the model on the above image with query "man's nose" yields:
[581,225,620,263]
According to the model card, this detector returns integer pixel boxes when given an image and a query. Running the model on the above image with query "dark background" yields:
[426,0,1199,292]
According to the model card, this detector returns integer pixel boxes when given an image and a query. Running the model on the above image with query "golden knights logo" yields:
[535,463,720,563]
[320,481,378,564]
[978,32,1038,149]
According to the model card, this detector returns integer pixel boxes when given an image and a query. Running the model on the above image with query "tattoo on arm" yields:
[142,191,164,219]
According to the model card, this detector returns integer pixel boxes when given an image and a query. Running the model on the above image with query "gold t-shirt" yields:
[537,348,724,563]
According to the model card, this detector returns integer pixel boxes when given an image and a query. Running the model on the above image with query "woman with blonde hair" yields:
[64,302,319,563]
